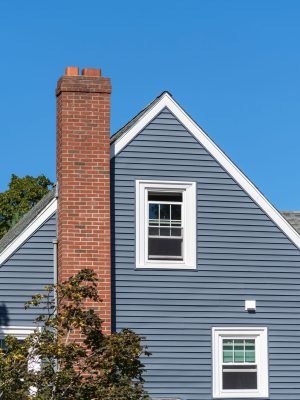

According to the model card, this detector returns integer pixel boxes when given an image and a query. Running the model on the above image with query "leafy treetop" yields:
[0,269,150,400]
[0,174,53,239]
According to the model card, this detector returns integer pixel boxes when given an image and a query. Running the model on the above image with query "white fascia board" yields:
[110,92,300,250]
[0,198,57,265]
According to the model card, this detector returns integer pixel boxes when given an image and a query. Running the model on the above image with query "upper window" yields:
[212,327,269,398]
[148,191,183,261]
[136,180,196,269]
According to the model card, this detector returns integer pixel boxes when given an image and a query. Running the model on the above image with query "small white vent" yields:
[245,300,256,311]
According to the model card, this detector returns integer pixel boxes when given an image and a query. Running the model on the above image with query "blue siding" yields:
[0,213,56,328]
[112,108,300,400]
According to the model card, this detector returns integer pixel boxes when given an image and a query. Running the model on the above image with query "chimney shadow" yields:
[110,157,116,333]
[0,302,10,338]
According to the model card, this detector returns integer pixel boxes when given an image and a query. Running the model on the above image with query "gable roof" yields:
[0,188,57,265]
[1,92,300,264]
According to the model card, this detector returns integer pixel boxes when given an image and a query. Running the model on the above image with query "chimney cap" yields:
[82,68,101,77]
[65,66,79,76]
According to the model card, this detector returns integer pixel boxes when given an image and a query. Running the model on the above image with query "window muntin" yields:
[148,191,183,260]
[212,327,268,398]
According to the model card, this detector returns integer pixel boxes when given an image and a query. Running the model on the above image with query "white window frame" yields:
[212,327,269,399]
[0,326,40,372]
[0,326,35,340]
[136,180,196,269]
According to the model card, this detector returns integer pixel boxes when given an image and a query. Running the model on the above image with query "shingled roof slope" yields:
[281,211,300,235]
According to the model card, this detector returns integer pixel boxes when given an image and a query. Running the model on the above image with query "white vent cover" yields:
[245,299,256,311]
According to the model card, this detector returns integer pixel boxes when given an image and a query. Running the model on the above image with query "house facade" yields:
[1,67,300,399]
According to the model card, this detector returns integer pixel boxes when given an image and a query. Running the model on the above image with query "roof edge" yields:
[0,189,57,265]
[110,91,172,145]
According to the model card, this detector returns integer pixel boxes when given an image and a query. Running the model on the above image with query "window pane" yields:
[148,238,182,259]
[160,227,171,237]
[160,204,170,222]
[171,227,182,237]
[171,204,181,221]
[234,340,244,363]
[148,192,182,202]
[223,366,257,390]
[149,227,159,236]
[223,339,233,363]
[245,351,255,363]
[223,351,233,363]
[245,339,255,363]
[149,204,159,221]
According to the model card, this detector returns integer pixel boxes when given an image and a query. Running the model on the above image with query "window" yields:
[148,192,183,260]
[0,327,34,342]
[0,326,39,371]
[136,180,196,268]
[212,327,268,398]
[222,339,256,390]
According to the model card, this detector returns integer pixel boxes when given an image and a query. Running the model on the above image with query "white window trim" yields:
[0,326,35,339]
[136,180,196,269]
[212,327,269,399]
[0,326,40,372]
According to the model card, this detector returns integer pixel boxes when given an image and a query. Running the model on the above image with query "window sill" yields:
[214,390,268,399]
[136,262,197,269]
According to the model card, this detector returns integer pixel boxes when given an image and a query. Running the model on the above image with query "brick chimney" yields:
[56,67,112,334]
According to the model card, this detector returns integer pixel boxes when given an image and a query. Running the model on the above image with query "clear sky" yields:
[0,1,300,210]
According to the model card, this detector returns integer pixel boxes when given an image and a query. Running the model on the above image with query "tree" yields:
[0,269,150,400]
[0,174,53,239]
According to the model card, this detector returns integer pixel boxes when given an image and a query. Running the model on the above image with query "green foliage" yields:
[0,174,53,239]
[0,270,150,400]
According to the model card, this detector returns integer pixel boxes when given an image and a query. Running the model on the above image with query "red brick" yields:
[56,67,112,337]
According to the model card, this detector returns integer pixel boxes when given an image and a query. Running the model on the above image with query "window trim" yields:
[212,327,269,399]
[0,326,40,371]
[136,180,196,269]
[0,326,35,339]
[0,326,40,396]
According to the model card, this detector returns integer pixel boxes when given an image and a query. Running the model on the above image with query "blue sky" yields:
[0,1,300,209]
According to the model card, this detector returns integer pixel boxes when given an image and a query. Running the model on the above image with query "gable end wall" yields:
[0,213,56,330]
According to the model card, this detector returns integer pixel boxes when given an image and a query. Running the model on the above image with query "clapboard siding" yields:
[111,108,300,400]
[0,213,56,328]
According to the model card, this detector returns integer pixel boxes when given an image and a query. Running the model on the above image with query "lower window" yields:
[0,326,39,371]
[212,327,269,398]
